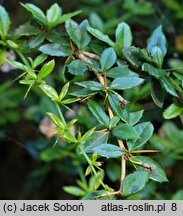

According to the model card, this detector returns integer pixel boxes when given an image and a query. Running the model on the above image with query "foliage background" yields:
[0,0,183,199]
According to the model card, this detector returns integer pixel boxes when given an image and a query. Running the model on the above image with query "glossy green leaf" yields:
[46,112,65,128]
[142,63,165,79]
[24,67,37,79]
[87,27,114,47]
[39,83,59,101]
[128,122,154,150]
[115,22,132,52]
[75,81,104,91]
[19,79,35,85]
[112,122,139,140]
[59,82,70,101]
[107,65,137,79]
[6,59,25,70]
[110,77,144,90]
[147,25,167,57]
[109,116,120,129]
[33,54,48,69]
[0,5,11,38]
[38,59,55,79]
[21,3,47,26]
[50,10,81,28]
[100,47,116,70]
[122,171,150,196]
[93,144,124,158]
[128,110,144,126]
[14,23,40,36]
[61,97,80,104]
[39,43,72,57]
[122,46,143,67]
[160,76,178,97]
[68,60,87,75]
[108,94,130,123]
[46,3,62,23]
[26,34,45,49]
[151,80,165,108]
[69,89,97,97]
[79,127,96,143]
[130,156,168,182]
[63,186,85,196]
[87,99,110,127]
[163,103,183,119]
[82,132,109,153]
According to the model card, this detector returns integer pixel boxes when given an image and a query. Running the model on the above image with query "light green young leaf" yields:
[0,5,11,39]
[21,3,47,26]
[59,82,70,101]
[46,3,62,23]
[112,123,139,140]
[79,127,96,143]
[128,122,154,150]
[39,83,59,101]
[122,171,150,196]
[46,112,65,128]
[38,59,55,80]
[110,77,144,90]
[87,27,114,47]
[93,144,124,158]
[163,103,183,119]
[63,186,85,196]
[100,47,116,70]
[130,156,168,183]
[87,99,110,127]
[33,54,48,69]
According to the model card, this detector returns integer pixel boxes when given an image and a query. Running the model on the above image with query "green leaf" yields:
[115,22,132,53]
[151,46,164,67]
[38,59,55,80]
[0,49,7,65]
[21,3,47,26]
[79,127,96,143]
[147,25,167,57]
[61,97,80,104]
[75,81,104,91]
[39,83,59,101]
[70,89,97,97]
[122,46,143,68]
[68,60,87,75]
[39,43,72,57]
[33,54,48,69]
[122,171,150,196]
[93,144,124,158]
[108,94,130,123]
[87,99,110,127]
[163,103,183,119]
[82,190,113,200]
[0,5,11,39]
[112,122,139,140]
[24,67,37,79]
[109,116,120,129]
[110,77,144,90]
[6,59,25,70]
[59,82,70,101]
[128,110,144,126]
[63,186,85,196]
[160,76,178,97]
[46,112,65,128]
[130,156,168,183]
[100,47,116,70]
[107,65,137,79]
[26,34,45,49]
[50,10,81,28]
[151,80,165,108]
[19,79,35,85]
[142,63,165,79]
[128,122,154,150]
[13,23,40,36]
[46,3,62,23]
[82,132,109,153]
[89,12,104,32]
[87,27,114,47]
